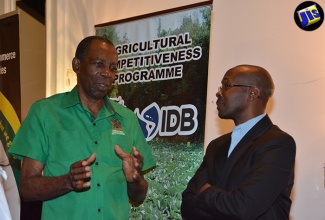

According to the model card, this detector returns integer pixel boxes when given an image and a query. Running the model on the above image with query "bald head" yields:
[228,64,274,105]
[216,64,274,124]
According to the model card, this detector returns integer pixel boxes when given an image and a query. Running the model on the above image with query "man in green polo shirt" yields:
[9,36,156,220]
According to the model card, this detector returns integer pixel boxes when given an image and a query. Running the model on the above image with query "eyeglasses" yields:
[218,84,253,92]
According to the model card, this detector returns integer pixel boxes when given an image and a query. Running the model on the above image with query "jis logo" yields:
[294,1,324,31]
[297,4,321,28]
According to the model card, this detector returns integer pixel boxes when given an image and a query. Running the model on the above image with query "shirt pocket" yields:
[108,134,132,166]
[52,130,81,161]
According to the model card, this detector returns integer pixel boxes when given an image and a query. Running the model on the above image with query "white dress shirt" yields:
[0,142,20,220]
[228,114,266,157]
[0,165,12,220]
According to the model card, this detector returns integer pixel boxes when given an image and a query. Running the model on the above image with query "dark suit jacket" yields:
[181,115,296,220]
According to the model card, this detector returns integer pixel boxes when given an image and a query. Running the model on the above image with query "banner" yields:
[0,13,21,182]
[96,4,211,219]
[0,13,21,220]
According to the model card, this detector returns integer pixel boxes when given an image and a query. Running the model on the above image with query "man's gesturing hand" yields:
[114,145,144,183]
[68,153,96,191]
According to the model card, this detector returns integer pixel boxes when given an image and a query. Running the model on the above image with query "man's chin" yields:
[218,113,229,120]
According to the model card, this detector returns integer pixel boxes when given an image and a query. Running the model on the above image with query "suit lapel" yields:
[221,115,273,184]
[211,134,231,185]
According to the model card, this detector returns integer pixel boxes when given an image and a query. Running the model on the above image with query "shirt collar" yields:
[60,86,127,119]
[60,86,79,108]
[233,113,266,137]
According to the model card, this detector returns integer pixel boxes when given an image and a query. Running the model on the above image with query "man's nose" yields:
[216,90,222,98]
[101,68,114,78]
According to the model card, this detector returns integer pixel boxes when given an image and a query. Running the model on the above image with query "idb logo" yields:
[135,102,198,141]
[294,1,324,31]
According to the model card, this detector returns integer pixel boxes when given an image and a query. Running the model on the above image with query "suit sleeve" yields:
[182,132,296,220]
[181,154,214,219]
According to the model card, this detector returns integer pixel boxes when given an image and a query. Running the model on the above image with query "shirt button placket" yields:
[93,121,102,217]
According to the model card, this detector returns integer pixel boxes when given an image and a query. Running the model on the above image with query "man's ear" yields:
[249,87,260,101]
[72,57,80,73]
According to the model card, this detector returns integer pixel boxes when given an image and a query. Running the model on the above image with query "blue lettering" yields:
[312,9,320,18]
[298,11,309,28]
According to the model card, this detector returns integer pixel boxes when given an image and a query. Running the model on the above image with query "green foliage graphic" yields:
[130,141,203,220]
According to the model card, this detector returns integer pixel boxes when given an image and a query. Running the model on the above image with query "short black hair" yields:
[75,36,114,61]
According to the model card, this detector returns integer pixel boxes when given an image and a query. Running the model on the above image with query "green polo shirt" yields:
[9,86,156,220]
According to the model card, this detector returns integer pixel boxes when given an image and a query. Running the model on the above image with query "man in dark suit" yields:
[181,64,296,220]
